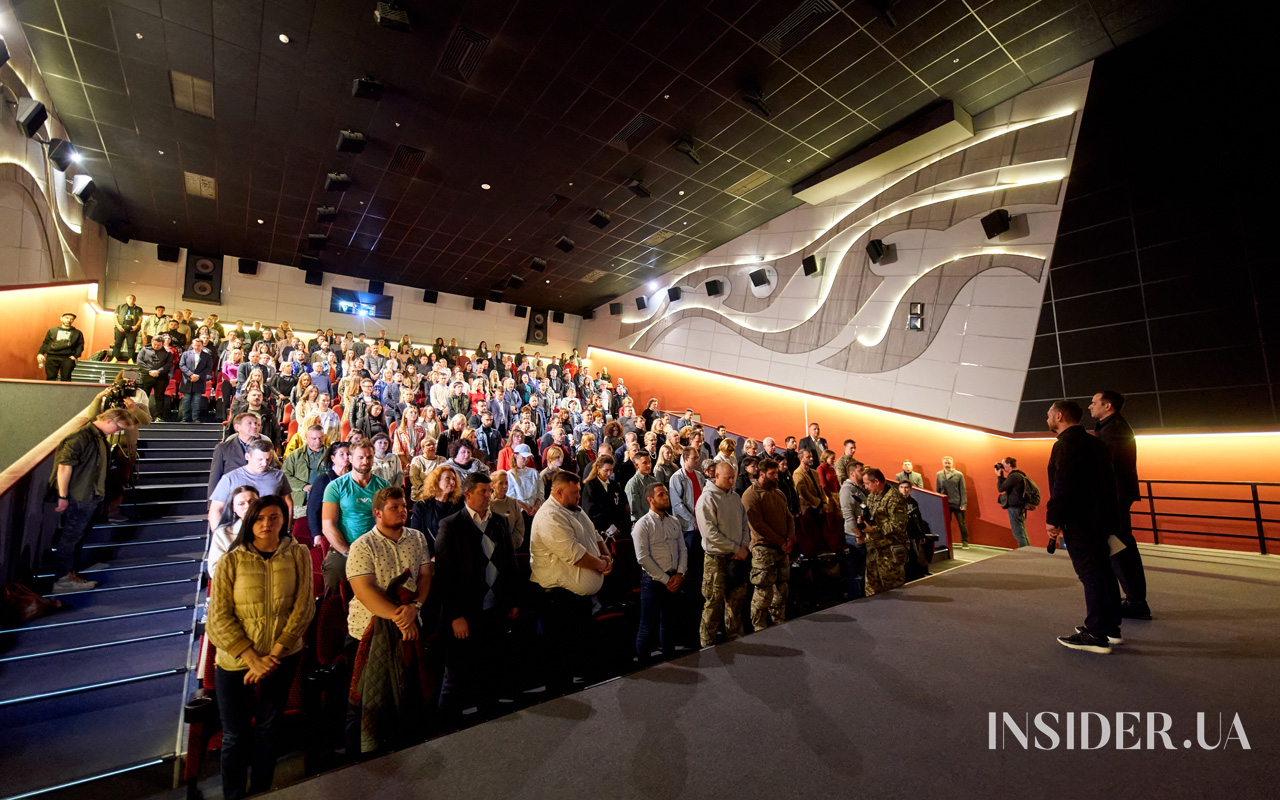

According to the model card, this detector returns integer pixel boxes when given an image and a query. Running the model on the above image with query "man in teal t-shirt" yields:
[320,440,389,594]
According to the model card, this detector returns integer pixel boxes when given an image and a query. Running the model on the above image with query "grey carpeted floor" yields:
[273,545,1279,800]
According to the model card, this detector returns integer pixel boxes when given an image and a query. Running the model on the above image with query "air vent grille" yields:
[388,145,426,176]
[170,70,214,118]
[761,0,837,56]
[439,26,490,82]
[580,269,608,283]
[642,229,677,246]
[724,169,773,197]
[183,171,217,199]
[538,193,570,217]
[609,113,660,152]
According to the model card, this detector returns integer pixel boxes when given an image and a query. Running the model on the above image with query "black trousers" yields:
[140,374,167,417]
[214,654,301,800]
[539,588,592,691]
[112,329,138,361]
[438,608,513,719]
[1063,526,1122,637]
[44,356,74,381]
[1111,501,1147,606]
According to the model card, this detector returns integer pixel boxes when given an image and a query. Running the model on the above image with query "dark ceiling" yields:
[13,0,1182,313]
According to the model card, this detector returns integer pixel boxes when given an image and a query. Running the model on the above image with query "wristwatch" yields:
[412,600,423,610]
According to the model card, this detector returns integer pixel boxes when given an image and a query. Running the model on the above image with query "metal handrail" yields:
[1140,479,1278,555]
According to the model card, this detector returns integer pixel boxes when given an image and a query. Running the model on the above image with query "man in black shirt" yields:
[1090,390,1150,620]
[136,335,173,416]
[36,312,85,381]
[112,294,144,362]
[165,319,188,350]
[1045,400,1123,654]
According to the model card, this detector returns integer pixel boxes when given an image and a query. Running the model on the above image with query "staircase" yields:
[0,422,223,799]
[69,360,133,385]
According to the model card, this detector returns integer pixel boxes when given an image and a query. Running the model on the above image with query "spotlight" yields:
[374,2,411,32]
[588,209,611,228]
[674,137,701,165]
[352,76,385,100]
[741,87,770,118]
[555,236,574,253]
[16,98,48,139]
[981,209,1011,239]
[325,172,351,192]
[336,130,367,153]
[627,179,651,198]
[529,257,546,272]
[48,138,78,171]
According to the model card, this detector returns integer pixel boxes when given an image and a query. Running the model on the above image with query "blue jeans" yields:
[843,534,866,599]
[215,654,300,800]
[54,497,101,578]
[179,390,203,421]
[1007,507,1029,547]
[636,573,679,658]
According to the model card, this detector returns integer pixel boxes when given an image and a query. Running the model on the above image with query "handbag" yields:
[1,583,64,625]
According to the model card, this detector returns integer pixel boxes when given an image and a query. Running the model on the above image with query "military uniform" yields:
[863,486,909,595]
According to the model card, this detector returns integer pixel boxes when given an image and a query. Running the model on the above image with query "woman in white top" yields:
[314,392,341,441]
[504,445,541,516]
[207,485,259,576]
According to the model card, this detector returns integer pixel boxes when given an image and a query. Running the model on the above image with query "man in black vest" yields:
[112,294,144,362]
[36,312,85,381]
[433,472,520,726]
[1090,389,1150,620]
[1046,400,1123,654]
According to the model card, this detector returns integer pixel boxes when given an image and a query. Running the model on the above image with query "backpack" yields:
[1021,476,1042,511]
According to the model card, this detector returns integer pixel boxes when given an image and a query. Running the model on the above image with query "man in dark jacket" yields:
[433,472,519,725]
[797,422,828,461]
[1090,390,1150,620]
[135,335,173,417]
[1045,400,1123,654]
[112,294,144,362]
[996,457,1030,547]
[36,312,85,381]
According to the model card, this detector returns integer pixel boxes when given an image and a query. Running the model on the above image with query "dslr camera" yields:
[993,462,1005,471]
[101,369,140,410]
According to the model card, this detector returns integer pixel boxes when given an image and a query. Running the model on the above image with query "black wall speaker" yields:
[802,254,820,275]
[667,287,682,302]
[530,257,546,272]
[71,175,96,204]
[609,302,623,315]
[515,306,528,318]
[981,208,1011,239]
[555,236,574,252]
[588,209,611,228]
[423,289,438,303]
[473,297,487,311]
[325,172,351,192]
[157,244,181,263]
[748,268,769,287]
[184,253,223,304]
[705,279,723,296]
[582,309,594,321]
[508,274,524,290]
[316,206,338,222]
[238,258,258,275]
[368,280,384,294]
[526,309,549,346]
[866,239,887,263]
[488,289,504,303]
[16,98,47,139]
[304,269,323,286]
[552,310,565,324]
[636,296,648,310]
[337,130,367,153]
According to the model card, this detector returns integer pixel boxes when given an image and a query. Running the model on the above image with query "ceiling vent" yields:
[725,169,773,197]
[170,70,214,118]
[439,26,489,82]
[183,171,217,199]
[609,113,660,152]
[388,144,426,177]
[580,269,608,283]
[642,229,677,246]
[760,0,837,56]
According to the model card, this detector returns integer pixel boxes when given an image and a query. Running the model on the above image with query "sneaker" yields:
[1120,600,1152,620]
[52,575,98,593]
[1057,630,1111,654]
[1076,626,1123,645]
[960,542,969,549]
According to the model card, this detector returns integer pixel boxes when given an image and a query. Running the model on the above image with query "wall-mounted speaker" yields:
[184,253,223,304]
[473,297,487,311]
[981,208,1011,239]
[705,279,723,297]
[552,311,565,324]
[304,269,323,286]
[636,296,648,310]
[515,306,528,318]
[667,287,682,302]
[71,175,96,204]
[609,302,623,315]
[423,289,438,303]
[588,209,611,228]
[337,130,367,153]
[325,172,351,192]
[866,240,887,263]
[526,309,549,345]
[748,268,769,287]
[582,309,594,321]
[16,98,48,139]
[368,280,384,294]
[238,258,258,275]
[157,244,181,263]
[316,206,338,223]
[802,254,820,276]
[555,236,575,253]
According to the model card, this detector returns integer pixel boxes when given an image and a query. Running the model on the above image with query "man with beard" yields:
[321,439,389,594]
[743,459,795,630]
[859,468,909,595]
[36,312,85,381]
[632,484,687,660]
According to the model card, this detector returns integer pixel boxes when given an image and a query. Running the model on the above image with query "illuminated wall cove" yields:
[582,65,1092,433]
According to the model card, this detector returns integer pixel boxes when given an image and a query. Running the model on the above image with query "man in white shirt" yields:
[632,484,687,660]
[529,471,611,692]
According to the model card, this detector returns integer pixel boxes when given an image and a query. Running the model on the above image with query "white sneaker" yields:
[51,575,98,594]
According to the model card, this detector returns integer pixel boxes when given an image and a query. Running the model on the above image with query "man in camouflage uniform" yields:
[696,461,751,645]
[743,458,796,629]
[859,467,909,595]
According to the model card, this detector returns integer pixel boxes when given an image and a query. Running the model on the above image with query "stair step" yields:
[136,441,218,454]
[0,628,190,664]
[44,562,200,592]
[0,608,194,660]
[0,633,190,705]
[136,458,213,473]
[118,498,209,518]
[23,579,199,625]
[138,427,224,441]
[150,421,226,431]
[124,482,209,502]
[135,469,210,484]
[85,516,207,543]
[40,549,204,578]
[81,535,207,562]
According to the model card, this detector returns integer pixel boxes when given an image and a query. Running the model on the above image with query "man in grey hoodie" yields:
[695,461,751,646]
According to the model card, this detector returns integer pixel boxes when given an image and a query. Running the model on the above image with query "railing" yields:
[1135,480,1280,555]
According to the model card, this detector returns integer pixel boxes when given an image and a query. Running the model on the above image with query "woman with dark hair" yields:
[307,443,350,547]
[641,397,660,430]
[602,420,625,455]
[354,401,389,439]
[474,340,489,362]
[208,486,260,576]
[206,495,313,800]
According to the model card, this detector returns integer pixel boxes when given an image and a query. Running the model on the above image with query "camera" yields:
[101,370,140,410]
[994,462,1005,471]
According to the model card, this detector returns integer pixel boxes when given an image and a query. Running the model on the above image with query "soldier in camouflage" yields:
[743,458,796,629]
[859,467,909,595]
[695,461,752,646]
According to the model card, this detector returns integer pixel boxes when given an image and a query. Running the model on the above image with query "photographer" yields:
[89,372,152,520]
[995,457,1030,547]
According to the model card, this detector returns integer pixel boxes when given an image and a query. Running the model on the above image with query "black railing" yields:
[1135,480,1280,555]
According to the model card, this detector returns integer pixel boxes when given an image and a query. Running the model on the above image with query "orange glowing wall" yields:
[591,347,1280,553]
[0,282,117,380]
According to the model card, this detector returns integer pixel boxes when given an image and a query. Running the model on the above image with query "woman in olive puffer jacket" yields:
[206,494,314,800]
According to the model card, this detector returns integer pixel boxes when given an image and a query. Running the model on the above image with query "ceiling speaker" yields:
[627,179,651,198]
[555,236,574,253]
[325,172,351,192]
[157,244,180,263]
[802,254,820,276]
[316,206,338,222]
[352,77,385,100]
[375,1,411,31]
[368,280,384,294]
[16,98,47,139]
[552,311,565,324]
[72,175,96,204]
[667,287,682,302]
[307,234,327,250]
[588,209,611,228]
[337,130,366,153]
[705,279,724,296]
[423,289,438,303]
[515,306,528,318]
[48,138,77,171]
[473,297,486,311]
[489,289,504,303]
[304,269,323,286]
[636,296,647,310]
[238,258,258,275]
[748,268,769,287]
[508,274,524,290]
[530,257,546,272]
[981,208,1011,239]
[866,239,887,263]
[609,302,623,315]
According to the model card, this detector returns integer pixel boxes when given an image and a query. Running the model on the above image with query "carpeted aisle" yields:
[273,546,1280,800]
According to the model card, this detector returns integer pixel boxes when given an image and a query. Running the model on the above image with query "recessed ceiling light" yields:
[678,190,684,195]
[158,149,164,154]
[480,183,491,190]
[953,57,960,63]
[786,158,792,162]
[663,94,669,99]
[394,122,400,127]
[135,32,143,39]
[257,219,264,224]
[545,279,550,283]
[172,220,177,224]
[682,221,687,225]
[278,33,290,43]
[568,182,573,186]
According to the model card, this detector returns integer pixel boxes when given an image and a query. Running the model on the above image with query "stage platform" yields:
[272,545,1279,800]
